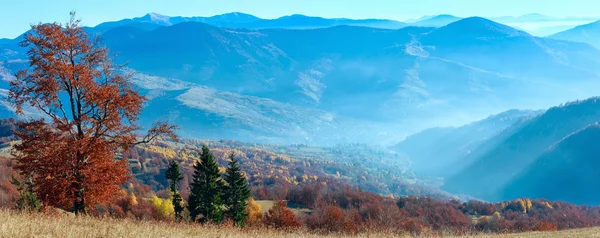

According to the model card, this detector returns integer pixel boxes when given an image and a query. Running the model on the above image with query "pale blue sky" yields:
[1,0,599,38]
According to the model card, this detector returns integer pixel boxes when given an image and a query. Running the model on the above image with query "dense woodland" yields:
[4,134,600,234]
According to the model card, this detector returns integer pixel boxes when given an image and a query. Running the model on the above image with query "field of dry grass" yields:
[256,200,312,215]
[1,208,599,238]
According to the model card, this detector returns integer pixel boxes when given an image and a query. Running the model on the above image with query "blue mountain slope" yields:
[444,98,600,202]
[550,20,600,49]
[502,124,600,205]
[393,109,543,177]
[422,17,600,81]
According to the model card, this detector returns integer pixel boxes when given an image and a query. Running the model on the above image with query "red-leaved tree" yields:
[263,200,300,229]
[9,12,177,214]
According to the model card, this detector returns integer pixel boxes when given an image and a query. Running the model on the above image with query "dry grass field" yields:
[1,209,600,238]
[256,200,312,215]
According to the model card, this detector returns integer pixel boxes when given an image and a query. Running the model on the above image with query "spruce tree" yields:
[165,160,184,221]
[188,145,224,223]
[224,153,252,227]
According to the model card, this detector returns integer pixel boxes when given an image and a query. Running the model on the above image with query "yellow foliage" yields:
[151,196,174,218]
[146,146,176,159]
[129,193,138,206]
[245,198,262,226]
[545,202,554,209]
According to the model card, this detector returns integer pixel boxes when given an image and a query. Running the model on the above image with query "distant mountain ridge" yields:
[411,14,462,27]
[93,12,408,32]
[550,20,600,48]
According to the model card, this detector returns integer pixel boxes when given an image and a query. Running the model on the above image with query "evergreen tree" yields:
[165,160,184,221]
[11,176,42,211]
[188,145,224,223]
[223,153,252,227]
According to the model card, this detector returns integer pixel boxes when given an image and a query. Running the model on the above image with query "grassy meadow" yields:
[1,209,598,238]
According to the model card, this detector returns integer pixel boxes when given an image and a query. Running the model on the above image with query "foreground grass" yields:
[1,209,599,238]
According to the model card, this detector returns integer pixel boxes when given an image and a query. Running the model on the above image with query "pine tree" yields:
[165,160,184,221]
[10,176,42,211]
[223,152,252,227]
[188,145,224,223]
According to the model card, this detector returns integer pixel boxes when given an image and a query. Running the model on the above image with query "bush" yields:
[262,200,300,230]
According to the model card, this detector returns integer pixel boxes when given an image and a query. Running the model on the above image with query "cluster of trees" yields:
[183,145,252,226]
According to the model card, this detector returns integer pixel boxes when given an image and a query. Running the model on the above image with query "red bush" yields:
[263,200,301,229]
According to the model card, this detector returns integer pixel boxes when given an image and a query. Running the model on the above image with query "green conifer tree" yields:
[223,153,252,227]
[165,160,184,221]
[11,176,42,211]
[188,145,224,223]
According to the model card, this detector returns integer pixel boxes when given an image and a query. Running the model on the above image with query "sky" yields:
[1,0,600,38]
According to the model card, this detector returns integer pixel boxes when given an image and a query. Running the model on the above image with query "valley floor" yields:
[1,209,598,238]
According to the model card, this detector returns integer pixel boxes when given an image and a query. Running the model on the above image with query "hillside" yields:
[502,124,600,205]
[124,139,443,200]
[393,109,542,177]
[444,97,600,203]
[550,20,600,48]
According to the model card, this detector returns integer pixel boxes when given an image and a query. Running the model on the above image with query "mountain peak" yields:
[139,13,171,25]
[412,14,462,27]
[432,14,459,19]
[282,14,311,19]
[438,17,528,37]
[208,12,260,23]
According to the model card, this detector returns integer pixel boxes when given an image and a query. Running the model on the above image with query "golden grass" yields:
[256,200,312,215]
[1,209,600,238]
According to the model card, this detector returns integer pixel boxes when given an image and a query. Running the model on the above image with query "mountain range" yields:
[91,12,408,32]
[2,15,600,145]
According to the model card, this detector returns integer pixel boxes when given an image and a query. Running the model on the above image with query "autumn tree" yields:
[263,200,300,229]
[223,152,251,227]
[188,145,224,223]
[8,12,177,214]
[165,160,184,221]
[245,197,263,226]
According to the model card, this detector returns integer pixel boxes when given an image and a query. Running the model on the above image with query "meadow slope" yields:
[1,209,598,238]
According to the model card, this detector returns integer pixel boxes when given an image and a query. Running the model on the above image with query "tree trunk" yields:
[73,186,86,215]
[73,152,86,215]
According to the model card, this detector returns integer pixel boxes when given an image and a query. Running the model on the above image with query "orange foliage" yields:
[305,204,363,233]
[8,13,176,214]
[263,200,300,229]
[533,221,558,231]
[245,197,263,226]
